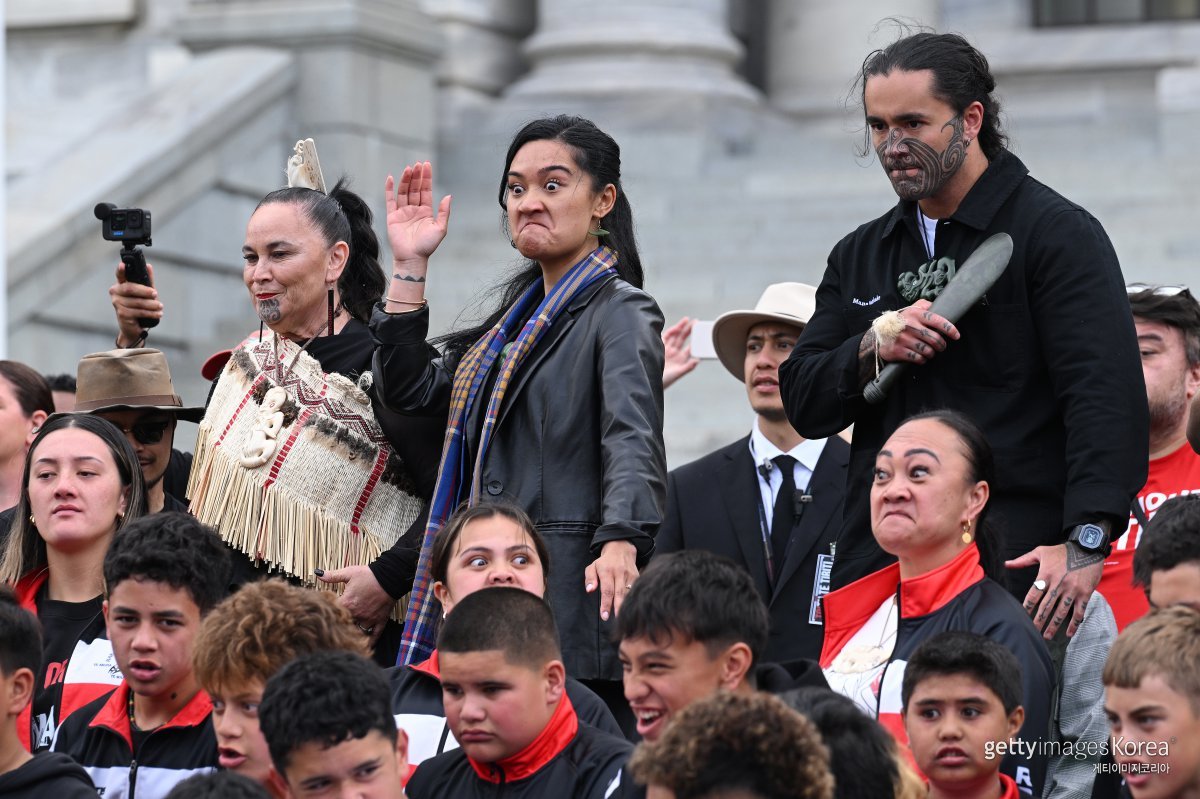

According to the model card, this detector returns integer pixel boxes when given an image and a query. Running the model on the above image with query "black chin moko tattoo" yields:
[257,298,282,324]
[877,114,967,201]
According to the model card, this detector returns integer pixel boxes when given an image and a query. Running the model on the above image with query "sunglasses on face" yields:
[117,419,171,445]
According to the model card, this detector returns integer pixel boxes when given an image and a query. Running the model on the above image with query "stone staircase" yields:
[424,95,1200,467]
[8,3,1199,469]
[5,0,439,420]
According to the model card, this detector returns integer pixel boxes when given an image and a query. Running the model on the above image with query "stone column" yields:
[765,0,940,116]
[177,0,442,183]
[421,0,535,102]
[506,0,757,105]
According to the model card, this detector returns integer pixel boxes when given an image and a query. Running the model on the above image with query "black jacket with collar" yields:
[51,682,217,799]
[657,434,850,662]
[780,150,1148,591]
[406,694,636,799]
[371,274,666,680]
[387,650,624,768]
[0,753,96,799]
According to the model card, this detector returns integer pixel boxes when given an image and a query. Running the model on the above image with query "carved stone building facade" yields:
[6,0,1200,461]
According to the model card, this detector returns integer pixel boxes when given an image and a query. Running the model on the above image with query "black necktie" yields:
[770,455,798,570]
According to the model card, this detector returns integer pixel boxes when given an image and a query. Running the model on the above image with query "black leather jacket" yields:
[370,275,666,680]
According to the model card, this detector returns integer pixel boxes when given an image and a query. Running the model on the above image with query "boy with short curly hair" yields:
[192,580,370,797]
[629,690,834,799]
[259,650,408,799]
[52,512,231,797]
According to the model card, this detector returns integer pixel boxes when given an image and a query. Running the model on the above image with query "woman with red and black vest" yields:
[820,410,1054,797]
[0,414,147,751]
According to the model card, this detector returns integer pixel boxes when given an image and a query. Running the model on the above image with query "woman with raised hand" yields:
[377,116,665,723]
[0,413,147,751]
[107,143,446,658]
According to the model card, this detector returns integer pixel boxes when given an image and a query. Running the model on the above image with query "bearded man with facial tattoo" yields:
[779,31,1147,644]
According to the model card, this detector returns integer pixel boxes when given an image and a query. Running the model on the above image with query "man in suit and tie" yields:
[656,283,849,663]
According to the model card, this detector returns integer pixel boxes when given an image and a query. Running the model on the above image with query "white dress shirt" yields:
[748,421,828,534]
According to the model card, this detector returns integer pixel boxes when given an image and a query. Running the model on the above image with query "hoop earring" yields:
[961,519,973,544]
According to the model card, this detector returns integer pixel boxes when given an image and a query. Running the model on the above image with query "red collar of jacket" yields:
[998,772,1021,799]
[13,570,48,751]
[467,692,578,784]
[923,771,1020,799]
[90,681,214,750]
[13,568,48,612]
[820,544,985,667]
[411,650,440,679]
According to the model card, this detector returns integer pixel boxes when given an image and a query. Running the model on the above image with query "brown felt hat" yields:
[74,348,204,423]
[711,282,818,380]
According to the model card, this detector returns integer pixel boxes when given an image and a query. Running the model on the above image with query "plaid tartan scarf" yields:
[397,245,618,665]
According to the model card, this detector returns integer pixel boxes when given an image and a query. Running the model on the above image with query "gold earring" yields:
[961,520,973,544]
[29,515,35,526]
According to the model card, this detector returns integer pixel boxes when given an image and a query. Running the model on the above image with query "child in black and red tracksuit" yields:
[53,513,230,798]
[406,588,636,798]
[0,587,95,798]
[902,632,1028,799]
[259,650,410,799]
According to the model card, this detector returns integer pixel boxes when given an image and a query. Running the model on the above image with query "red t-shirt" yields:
[1100,442,1200,630]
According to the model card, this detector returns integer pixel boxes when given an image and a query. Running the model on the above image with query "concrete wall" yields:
[5,0,440,419]
[6,0,1200,466]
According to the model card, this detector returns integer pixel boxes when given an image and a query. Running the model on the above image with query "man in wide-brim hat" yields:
[655,283,850,663]
[74,348,203,514]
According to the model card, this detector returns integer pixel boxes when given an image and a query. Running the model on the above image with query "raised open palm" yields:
[385,161,452,263]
